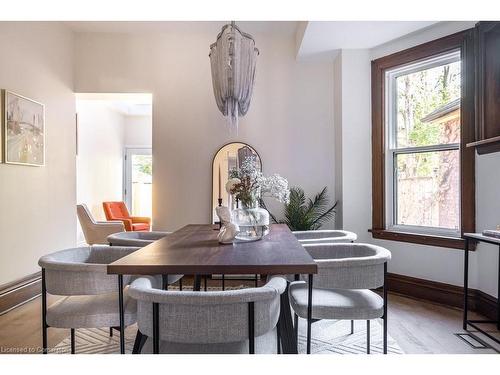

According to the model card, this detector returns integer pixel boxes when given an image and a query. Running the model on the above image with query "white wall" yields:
[336,50,372,243]
[0,22,76,285]
[74,28,335,231]
[124,116,152,147]
[335,21,498,297]
[76,100,125,222]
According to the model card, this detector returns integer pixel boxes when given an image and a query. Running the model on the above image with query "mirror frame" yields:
[211,142,262,223]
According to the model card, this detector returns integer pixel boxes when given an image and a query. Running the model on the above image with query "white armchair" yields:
[77,204,124,245]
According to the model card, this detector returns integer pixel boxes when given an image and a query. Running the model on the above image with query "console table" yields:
[462,233,500,345]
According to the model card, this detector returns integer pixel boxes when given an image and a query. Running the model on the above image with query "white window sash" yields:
[384,50,462,237]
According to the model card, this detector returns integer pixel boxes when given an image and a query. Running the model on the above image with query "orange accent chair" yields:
[102,201,151,232]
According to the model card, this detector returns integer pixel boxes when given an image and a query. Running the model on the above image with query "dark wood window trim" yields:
[371,30,476,250]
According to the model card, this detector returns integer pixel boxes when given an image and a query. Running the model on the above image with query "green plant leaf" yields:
[270,186,336,231]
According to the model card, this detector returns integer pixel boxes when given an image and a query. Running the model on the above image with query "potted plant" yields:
[262,186,337,231]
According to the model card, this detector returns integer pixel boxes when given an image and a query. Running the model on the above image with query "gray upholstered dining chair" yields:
[293,230,357,244]
[107,231,183,291]
[288,243,391,354]
[107,231,171,247]
[128,275,287,354]
[38,246,143,354]
[292,229,357,334]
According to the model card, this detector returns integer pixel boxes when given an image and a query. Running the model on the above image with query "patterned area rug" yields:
[297,319,403,354]
[53,319,403,354]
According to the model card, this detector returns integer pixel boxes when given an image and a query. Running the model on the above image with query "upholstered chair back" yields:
[38,246,138,295]
[293,230,357,244]
[103,201,130,221]
[303,243,391,290]
[129,276,286,344]
[107,231,171,247]
[77,204,96,225]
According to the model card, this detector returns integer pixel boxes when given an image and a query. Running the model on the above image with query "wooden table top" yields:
[107,224,317,275]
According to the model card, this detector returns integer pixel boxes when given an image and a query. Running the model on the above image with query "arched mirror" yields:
[212,142,262,223]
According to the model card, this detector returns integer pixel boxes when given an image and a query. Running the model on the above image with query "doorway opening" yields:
[75,93,153,244]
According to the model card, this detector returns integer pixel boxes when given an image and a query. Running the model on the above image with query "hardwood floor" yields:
[0,278,498,354]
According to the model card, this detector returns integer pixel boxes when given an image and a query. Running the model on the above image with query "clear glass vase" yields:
[231,202,270,242]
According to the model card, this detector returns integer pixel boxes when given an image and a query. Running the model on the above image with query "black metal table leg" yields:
[277,282,298,354]
[118,275,125,354]
[132,330,147,354]
[463,239,469,330]
[307,274,313,354]
[194,275,202,291]
[277,320,281,354]
[162,274,169,290]
[41,268,48,354]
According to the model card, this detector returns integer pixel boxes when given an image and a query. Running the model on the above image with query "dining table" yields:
[107,223,318,354]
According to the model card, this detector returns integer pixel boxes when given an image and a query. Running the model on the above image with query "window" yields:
[371,31,475,249]
[386,52,461,237]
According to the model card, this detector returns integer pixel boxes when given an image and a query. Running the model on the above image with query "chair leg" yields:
[366,320,370,354]
[153,303,159,354]
[383,262,388,354]
[118,275,125,354]
[351,320,354,334]
[70,328,76,354]
[179,277,183,291]
[109,327,113,337]
[204,275,207,291]
[248,302,255,354]
[306,274,313,354]
[41,268,48,354]
[222,274,225,291]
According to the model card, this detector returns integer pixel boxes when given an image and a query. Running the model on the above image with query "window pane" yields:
[131,154,152,217]
[396,60,461,148]
[395,150,459,230]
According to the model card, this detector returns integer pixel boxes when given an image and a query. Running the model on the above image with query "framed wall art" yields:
[2,90,45,166]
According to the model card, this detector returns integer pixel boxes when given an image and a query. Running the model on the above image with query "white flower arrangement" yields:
[228,156,289,206]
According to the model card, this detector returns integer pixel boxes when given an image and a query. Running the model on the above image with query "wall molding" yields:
[0,271,496,321]
[387,273,498,320]
[0,272,41,315]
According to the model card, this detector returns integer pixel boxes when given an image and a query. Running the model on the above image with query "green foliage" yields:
[134,155,152,176]
[396,61,461,179]
[262,187,337,231]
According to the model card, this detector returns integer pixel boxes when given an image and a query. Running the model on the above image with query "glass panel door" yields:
[124,148,152,218]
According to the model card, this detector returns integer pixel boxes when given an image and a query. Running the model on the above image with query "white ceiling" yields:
[297,21,438,58]
[65,21,297,36]
[75,93,152,117]
[66,21,440,60]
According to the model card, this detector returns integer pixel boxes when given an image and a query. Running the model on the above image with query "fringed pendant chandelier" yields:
[209,22,259,132]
